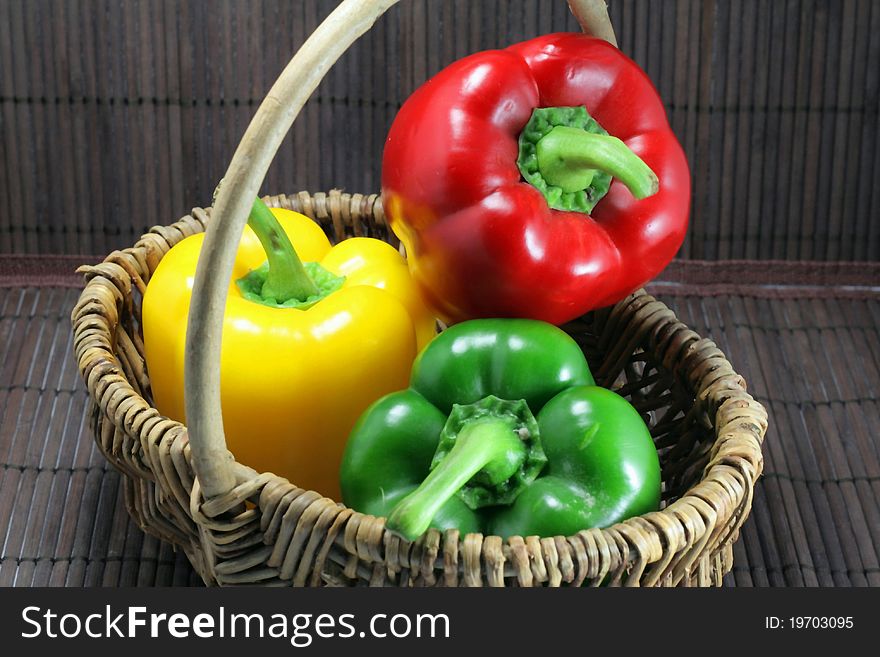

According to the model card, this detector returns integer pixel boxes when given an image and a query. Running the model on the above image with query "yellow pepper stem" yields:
[248,197,320,303]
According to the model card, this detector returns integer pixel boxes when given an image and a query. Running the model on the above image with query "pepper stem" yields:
[247,196,319,303]
[536,126,659,200]
[385,418,527,541]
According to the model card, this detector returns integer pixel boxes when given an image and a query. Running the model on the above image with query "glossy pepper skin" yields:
[382,33,690,325]
[340,319,661,540]
[143,207,435,500]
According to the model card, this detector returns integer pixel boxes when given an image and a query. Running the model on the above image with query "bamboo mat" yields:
[0,283,202,586]
[1,0,878,261]
[656,270,880,586]
[0,260,877,586]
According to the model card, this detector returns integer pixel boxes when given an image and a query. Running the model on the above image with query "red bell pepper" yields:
[382,33,690,325]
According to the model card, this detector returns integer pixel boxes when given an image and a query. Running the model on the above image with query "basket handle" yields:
[185,0,618,501]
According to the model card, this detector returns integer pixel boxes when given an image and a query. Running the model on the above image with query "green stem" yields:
[247,196,319,303]
[536,125,659,200]
[385,418,527,541]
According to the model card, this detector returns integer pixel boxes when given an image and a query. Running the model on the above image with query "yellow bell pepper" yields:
[142,199,436,500]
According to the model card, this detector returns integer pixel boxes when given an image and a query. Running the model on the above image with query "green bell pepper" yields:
[339,319,661,540]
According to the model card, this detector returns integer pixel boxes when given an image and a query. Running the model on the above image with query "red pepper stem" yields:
[536,125,659,199]
[247,197,319,303]
[385,418,526,541]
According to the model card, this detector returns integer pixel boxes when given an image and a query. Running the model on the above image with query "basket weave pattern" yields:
[72,191,767,587]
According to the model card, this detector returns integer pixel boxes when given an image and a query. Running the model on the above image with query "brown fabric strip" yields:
[647,282,880,300]
[658,260,880,288]
[1,255,877,296]
[648,260,880,299]
[0,255,98,288]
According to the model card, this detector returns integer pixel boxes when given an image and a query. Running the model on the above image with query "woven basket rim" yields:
[71,189,768,586]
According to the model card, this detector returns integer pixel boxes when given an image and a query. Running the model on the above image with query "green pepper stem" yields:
[385,418,527,541]
[536,125,659,199]
[247,196,319,303]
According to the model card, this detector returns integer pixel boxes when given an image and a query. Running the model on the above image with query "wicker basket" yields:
[71,0,767,587]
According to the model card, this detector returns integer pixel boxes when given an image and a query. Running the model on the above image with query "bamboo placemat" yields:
[1,259,877,586]
[1,0,878,261]
[0,284,202,586]
[655,269,880,586]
